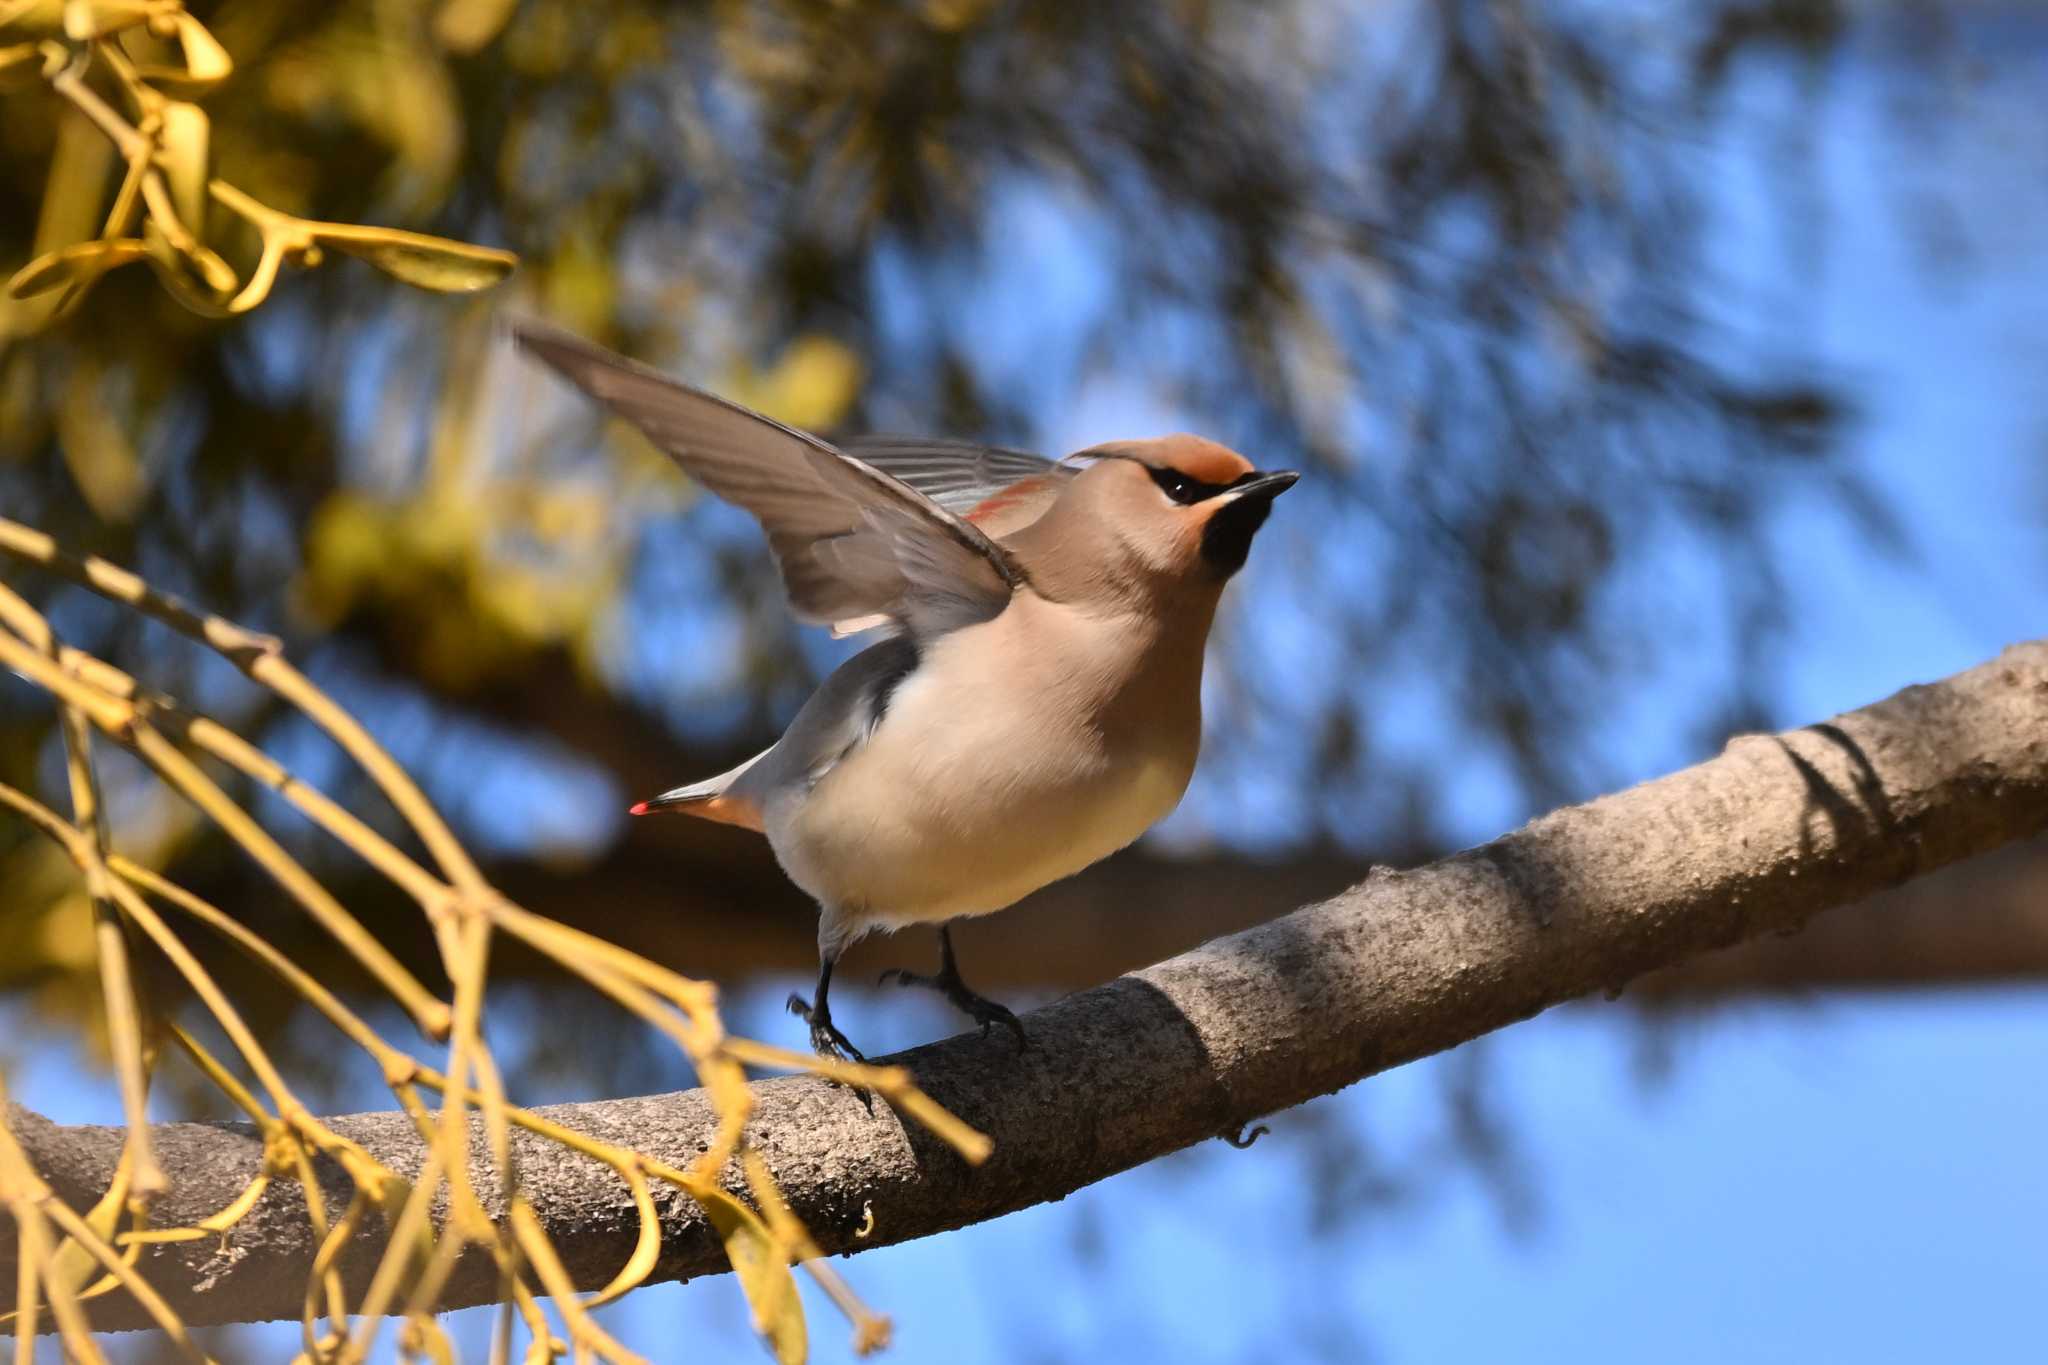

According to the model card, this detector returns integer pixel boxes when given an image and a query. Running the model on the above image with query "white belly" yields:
[765,603,1201,935]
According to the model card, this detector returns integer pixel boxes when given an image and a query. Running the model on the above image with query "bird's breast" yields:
[771,596,1205,924]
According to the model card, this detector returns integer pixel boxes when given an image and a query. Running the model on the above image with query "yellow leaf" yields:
[7,238,149,299]
[433,0,519,55]
[0,2,64,37]
[58,357,145,520]
[922,0,996,31]
[139,218,234,315]
[538,226,617,331]
[314,223,517,293]
[0,107,116,333]
[400,1315,458,1365]
[299,490,393,622]
[133,12,234,97]
[726,334,864,431]
[47,1138,132,1298]
[221,227,289,314]
[696,1186,808,1365]
[59,0,151,40]
[359,41,460,195]
[168,10,230,84]
[157,101,211,240]
[0,42,41,78]
[29,890,97,976]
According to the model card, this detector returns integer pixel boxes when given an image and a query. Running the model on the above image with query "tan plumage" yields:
[515,323,1297,1060]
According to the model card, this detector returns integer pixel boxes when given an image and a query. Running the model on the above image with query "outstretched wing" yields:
[515,324,1023,639]
[833,436,1073,515]
[825,437,1080,635]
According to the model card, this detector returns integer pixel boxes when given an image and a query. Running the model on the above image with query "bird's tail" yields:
[630,749,768,832]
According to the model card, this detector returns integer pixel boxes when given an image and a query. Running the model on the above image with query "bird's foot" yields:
[877,968,1027,1049]
[785,992,869,1066]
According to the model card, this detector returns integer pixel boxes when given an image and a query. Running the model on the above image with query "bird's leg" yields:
[787,955,868,1065]
[880,924,1026,1048]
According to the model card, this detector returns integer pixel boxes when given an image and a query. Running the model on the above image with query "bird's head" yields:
[1050,435,1299,592]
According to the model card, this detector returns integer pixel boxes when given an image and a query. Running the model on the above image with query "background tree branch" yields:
[418,831,2048,997]
[8,639,2046,1335]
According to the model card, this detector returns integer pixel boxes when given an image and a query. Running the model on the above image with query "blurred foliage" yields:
[0,0,1933,1099]
[3,1,515,330]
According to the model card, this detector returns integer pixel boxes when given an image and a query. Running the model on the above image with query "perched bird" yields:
[515,324,1297,1063]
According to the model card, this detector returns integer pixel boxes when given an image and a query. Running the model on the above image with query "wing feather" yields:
[834,435,1076,519]
[515,324,1022,639]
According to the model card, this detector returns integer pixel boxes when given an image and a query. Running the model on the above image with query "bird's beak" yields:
[1197,469,1298,577]
[1224,470,1300,503]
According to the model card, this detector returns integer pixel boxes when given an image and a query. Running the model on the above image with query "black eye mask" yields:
[1145,465,1259,505]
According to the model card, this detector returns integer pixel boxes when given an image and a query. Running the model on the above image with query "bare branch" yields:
[7,639,2047,1333]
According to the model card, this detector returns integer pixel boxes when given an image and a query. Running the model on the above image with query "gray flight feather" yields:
[832,436,1076,517]
[514,323,1025,640]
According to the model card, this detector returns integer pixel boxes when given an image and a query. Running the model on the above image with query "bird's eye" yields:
[1147,466,1205,505]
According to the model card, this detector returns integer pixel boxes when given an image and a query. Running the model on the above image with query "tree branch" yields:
[8,640,2048,1333]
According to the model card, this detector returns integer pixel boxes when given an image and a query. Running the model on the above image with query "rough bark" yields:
[7,640,2048,1333]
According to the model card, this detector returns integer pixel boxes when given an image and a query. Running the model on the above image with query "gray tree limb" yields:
[7,640,2048,1333]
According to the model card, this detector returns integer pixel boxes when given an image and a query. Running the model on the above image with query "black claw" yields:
[879,926,1027,1049]
[787,992,868,1065]
[881,962,1026,1049]
[973,1002,1027,1051]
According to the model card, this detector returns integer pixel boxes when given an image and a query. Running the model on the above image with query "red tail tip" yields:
[628,800,651,816]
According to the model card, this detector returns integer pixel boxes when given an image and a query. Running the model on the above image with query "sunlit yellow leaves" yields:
[316,221,518,293]
[0,0,64,36]
[0,884,95,986]
[54,0,231,93]
[301,481,619,692]
[8,167,518,318]
[59,1,159,41]
[57,355,146,519]
[262,21,463,209]
[154,97,209,232]
[138,212,234,307]
[6,236,148,298]
[581,1161,663,1310]
[42,1149,133,1302]
[300,491,406,621]
[139,9,228,92]
[207,181,512,310]
[203,180,515,313]
[4,3,513,324]
[499,0,572,77]
[725,334,865,432]
[697,1185,809,1365]
[432,0,518,56]
[534,226,618,332]
[0,354,42,456]
[363,40,463,207]
[0,104,110,331]
[921,0,998,32]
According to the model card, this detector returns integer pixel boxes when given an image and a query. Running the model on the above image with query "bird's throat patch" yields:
[1200,496,1274,577]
